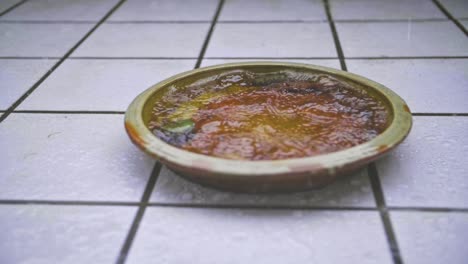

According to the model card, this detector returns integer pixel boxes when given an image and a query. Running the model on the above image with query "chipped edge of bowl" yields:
[124,61,412,188]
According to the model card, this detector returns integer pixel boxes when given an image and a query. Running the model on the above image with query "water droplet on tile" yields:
[293,211,303,218]
[232,232,247,241]
[180,192,194,201]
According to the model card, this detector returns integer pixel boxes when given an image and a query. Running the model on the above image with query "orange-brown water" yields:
[148,71,389,160]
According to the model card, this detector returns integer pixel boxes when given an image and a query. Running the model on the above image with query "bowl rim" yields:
[125,61,412,177]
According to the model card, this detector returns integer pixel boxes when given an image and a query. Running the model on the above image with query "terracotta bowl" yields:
[125,62,412,193]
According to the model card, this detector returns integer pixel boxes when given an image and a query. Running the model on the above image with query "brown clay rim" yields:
[125,62,412,177]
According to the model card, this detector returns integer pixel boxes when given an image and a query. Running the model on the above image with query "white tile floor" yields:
[0,204,137,264]
[439,0,468,19]
[18,59,196,111]
[0,0,119,21]
[346,59,468,113]
[330,0,446,20]
[108,0,219,22]
[0,0,467,264]
[205,23,336,58]
[0,59,57,110]
[72,23,210,57]
[219,0,326,21]
[0,23,94,57]
[391,211,468,264]
[0,114,154,201]
[336,21,468,57]
[127,208,393,264]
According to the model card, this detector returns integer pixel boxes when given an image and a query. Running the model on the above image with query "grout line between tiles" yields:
[412,113,468,117]
[345,56,468,60]
[0,200,139,206]
[432,0,468,36]
[0,56,62,59]
[107,20,211,24]
[146,203,376,211]
[1,18,459,24]
[323,0,347,71]
[69,56,199,60]
[115,162,162,264]
[0,0,128,123]
[203,56,339,60]
[0,20,96,24]
[0,199,467,213]
[368,163,404,264]
[0,0,28,17]
[333,18,450,23]
[388,206,468,213]
[2,56,467,60]
[194,0,225,69]
[216,20,328,23]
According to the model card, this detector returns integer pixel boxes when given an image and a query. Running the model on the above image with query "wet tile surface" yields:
[0,114,154,201]
[0,0,23,14]
[0,59,57,110]
[378,117,468,208]
[1,0,467,263]
[336,21,468,57]
[201,58,341,69]
[206,23,337,58]
[72,23,209,57]
[0,23,93,57]
[19,59,196,111]
[219,0,326,21]
[127,208,392,264]
[0,0,119,21]
[347,59,468,113]
[391,211,468,264]
[151,166,375,207]
[439,0,468,18]
[330,0,445,20]
[109,0,218,21]
[0,204,136,264]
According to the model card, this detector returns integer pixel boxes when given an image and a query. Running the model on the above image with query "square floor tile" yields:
[0,114,154,201]
[72,23,209,57]
[219,0,326,21]
[0,204,136,264]
[0,23,93,57]
[377,117,468,208]
[0,0,118,21]
[440,0,468,18]
[127,208,392,264]
[336,21,468,57]
[206,23,336,57]
[151,166,375,207]
[0,0,22,14]
[0,59,57,110]
[109,0,218,21]
[347,59,468,113]
[391,211,468,264]
[201,58,341,69]
[330,0,445,20]
[19,59,195,111]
